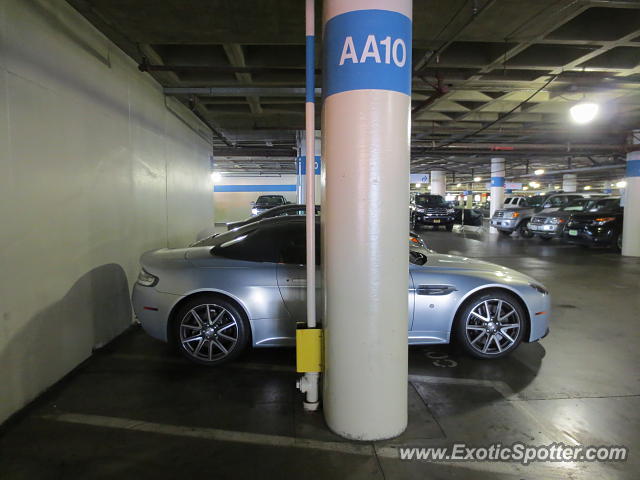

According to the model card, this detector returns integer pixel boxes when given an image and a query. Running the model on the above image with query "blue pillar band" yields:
[324,9,411,97]
[306,35,315,103]
[627,159,640,177]
[491,177,505,187]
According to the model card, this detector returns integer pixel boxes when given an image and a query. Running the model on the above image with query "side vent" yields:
[416,285,457,296]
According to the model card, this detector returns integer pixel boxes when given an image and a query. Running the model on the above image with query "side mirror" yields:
[410,250,428,266]
[543,202,552,208]
[250,201,255,206]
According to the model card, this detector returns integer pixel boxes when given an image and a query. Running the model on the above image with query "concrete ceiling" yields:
[67,0,640,184]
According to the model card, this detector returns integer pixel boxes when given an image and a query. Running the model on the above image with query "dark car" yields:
[411,194,456,231]
[453,207,483,227]
[228,204,320,230]
[562,197,623,252]
[251,195,289,216]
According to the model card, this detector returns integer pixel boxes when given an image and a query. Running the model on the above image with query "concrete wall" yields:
[0,0,213,423]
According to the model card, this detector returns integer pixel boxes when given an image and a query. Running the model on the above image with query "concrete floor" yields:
[1,229,639,479]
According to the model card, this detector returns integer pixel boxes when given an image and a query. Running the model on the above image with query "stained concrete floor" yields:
[1,228,639,479]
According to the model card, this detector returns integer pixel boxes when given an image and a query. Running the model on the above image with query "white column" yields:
[297,133,322,205]
[562,174,577,192]
[322,0,411,440]
[489,158,505,233]
[430,170,445,197]
[622,130,640,257]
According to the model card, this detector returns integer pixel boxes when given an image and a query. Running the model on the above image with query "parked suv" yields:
[562,197,623,251]
[503,196,529,209]
[251,195,289,216]
[491,193,602,237]
[411,194,456,231]
[528,198,591,240]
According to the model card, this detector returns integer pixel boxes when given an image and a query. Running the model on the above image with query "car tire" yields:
[498,230,512,236]
[539,235,553,241]
[445,224,454,232]
[455,291,526,359]
[613,231,622,253]
[518,223,534,238]
[172,295,250,366]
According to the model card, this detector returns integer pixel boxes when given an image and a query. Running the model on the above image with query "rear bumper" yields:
[132,284,183,342]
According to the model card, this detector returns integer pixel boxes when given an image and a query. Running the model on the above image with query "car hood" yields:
[533,210,572,219]
[421,253,535,283]
[571,211,622,222]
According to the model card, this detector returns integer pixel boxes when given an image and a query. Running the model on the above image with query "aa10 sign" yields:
[324,9,412,97]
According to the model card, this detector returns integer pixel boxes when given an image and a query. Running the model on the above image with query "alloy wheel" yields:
[179,304,239,362]
[464,299,521,356]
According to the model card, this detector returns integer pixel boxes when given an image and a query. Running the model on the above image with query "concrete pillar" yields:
[489,158,505,233]
[430,170,446,197]
[622,130,640,257]
[562,174,577,192]
[466,191,473,208]
[322,0,411,440]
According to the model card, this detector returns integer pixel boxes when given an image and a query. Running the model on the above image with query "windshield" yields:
[560,199,588,212]
[527,195,546,208]
[587,198,621,212]
[415,195,446,207]
[255,195,285,207]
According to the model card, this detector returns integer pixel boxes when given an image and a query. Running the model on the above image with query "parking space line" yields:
[42,412,578,478]
[408,373,517,398]
[43,412,372,456]
[110,353,295,372]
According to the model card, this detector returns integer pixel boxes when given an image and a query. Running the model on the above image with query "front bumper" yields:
[528,223,562,236]
[415,214,454,225]
[490,218,518,231]
[562,226,615,247]
[132,283,183,342]
[527,290,551,342]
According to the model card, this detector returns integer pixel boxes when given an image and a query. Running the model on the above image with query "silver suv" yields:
[491,193,604,237]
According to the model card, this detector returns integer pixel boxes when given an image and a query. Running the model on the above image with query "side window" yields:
[277,223,321,265]
[213,226,280,263]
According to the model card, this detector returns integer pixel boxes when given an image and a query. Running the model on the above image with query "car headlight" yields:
[592,217,615,225]
[416,207,425,213]
[547,217,565,225]
[447,208,455,214]
[136,269,158,287]
[529,283,549,295]
[251,208,258,215]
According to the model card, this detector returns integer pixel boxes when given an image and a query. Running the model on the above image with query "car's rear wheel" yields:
[445,223,454,232]
[455,291,525,359]
[498,230,512,236]
[173,295,250,366]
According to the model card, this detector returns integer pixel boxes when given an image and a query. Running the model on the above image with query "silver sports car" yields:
[132,216,550,365]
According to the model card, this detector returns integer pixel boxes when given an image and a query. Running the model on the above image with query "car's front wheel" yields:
[173,295,250,366]
[518,223,534,238]
[455,291,525,359]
